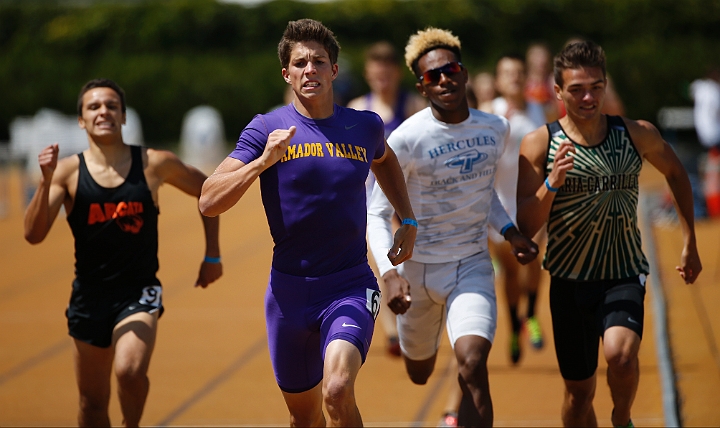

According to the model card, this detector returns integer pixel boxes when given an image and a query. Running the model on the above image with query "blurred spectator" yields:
[601,75,626,116]
[691,66,720,150]
[472,71,496,112]
[268,85,295,112]
[487,54,547,366]
[347,41,426,138]
[347,41,425,357]
[525,42,559,122]
[691,65,720,216]
[179,105,226,174]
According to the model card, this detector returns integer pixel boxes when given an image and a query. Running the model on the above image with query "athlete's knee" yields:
[606,351,638,377]
[564,379,596,410]
[78,390,110,417]
[323,372,354,406]
[115,361,148,390]
[289,410,324,427]
[455,338,490,386]
[604,341,639,377]
[457,356,489,397]
[566,389,594,410]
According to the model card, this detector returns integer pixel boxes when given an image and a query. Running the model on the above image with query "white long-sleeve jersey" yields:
[367,107,514,276]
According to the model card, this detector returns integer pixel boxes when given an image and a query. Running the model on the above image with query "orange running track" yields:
[1,165,718,426]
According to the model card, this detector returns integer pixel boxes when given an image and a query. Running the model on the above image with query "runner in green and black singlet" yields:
[517,40,701,428]
[544,115,649,281]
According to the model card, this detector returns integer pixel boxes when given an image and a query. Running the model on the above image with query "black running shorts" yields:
[550,275,646,381]
[66,279,165,348]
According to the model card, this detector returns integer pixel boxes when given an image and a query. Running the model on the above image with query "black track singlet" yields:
[66,145,160,288]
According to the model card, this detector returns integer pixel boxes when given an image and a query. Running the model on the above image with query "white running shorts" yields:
[395,252,497,361]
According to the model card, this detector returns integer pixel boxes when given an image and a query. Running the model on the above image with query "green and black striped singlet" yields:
[544,115,649,281]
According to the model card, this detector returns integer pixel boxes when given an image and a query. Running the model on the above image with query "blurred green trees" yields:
[1,0,719,144]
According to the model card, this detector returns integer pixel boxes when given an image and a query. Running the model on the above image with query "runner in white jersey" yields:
[367,27,538,427]
[487,54,548,366]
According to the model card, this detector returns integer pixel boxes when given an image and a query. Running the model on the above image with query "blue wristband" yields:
[500,222,514,236]
[545,177,559,192]
[204,256,221,264]
[402,218,418,227]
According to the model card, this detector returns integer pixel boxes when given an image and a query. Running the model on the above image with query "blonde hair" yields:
[404,27,462,77]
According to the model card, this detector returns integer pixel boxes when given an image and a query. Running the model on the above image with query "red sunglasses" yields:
[419,61,464,84]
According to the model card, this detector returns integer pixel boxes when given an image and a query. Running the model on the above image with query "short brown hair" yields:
[77,78,126,116]
[365,41,400,65]
[553,40,606,87]
[277,19,340,69]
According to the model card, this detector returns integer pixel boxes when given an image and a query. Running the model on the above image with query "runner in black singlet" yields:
[24,78,222,427]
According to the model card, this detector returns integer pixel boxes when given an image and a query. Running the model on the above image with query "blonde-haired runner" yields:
[369,27,538,426]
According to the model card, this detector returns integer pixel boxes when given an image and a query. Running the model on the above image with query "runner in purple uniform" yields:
[199,19,416,427]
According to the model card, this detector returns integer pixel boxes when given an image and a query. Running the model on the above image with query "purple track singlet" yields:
[230,103,385,277]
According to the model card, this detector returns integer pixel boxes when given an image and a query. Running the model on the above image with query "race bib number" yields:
[366,288,381,320]
[139,285,162,308]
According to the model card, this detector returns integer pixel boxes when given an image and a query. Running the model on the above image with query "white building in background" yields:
[9,107,143,174]
[9,108,143,204]
[179,105,226,172]
[123,108,144,147]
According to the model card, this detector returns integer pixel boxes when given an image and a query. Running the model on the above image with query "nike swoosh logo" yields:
[342,322,361,329]
[628,317,640,325]
[345,124,358,130]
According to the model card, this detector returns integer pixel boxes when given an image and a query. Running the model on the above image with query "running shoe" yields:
[437,411,458,427]
[614,418,634,427]
[526,316,544,349]
[387,336,401,357]
[612,409,634,428]
[510,332,521,364]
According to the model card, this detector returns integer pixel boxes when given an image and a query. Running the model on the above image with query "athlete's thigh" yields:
[601,275,646,339]
[281,382,323,423]
[265,280,321,394]
[112,311,159,374]
[320,286,379,365]
[601,276,646,359]
[323,339,363,386]
[396,260,448,361]
[446,253,497,345]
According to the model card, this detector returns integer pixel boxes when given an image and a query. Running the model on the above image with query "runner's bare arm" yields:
[371,141,416,266]
[148,148,222,288]
[199,126,296,217]
[626,119,702,284]
[24,144,73,244]
[517,126,575,237]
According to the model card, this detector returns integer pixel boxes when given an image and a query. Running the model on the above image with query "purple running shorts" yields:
[265,263,381,393]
